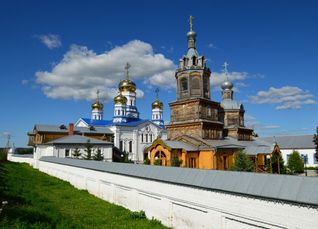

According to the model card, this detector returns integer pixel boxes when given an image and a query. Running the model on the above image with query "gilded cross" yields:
[155,88,159,99]
[125,62,131,80]
[96,89,100,101]
[223,62,229,73]
[189,15,194,31]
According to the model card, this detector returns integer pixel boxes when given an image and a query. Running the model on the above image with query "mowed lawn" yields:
[0,162,167,228]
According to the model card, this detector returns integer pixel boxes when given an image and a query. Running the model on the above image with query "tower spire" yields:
[125,62,131,80]
[187,15,197,49]
[96,89,100,102]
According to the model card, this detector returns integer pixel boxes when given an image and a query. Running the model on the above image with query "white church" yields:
[76,63,167,163]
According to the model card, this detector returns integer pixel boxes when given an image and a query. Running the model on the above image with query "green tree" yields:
[72,148,81,159]
[171,152,182,167]
[93,148,104,161]
[314,127,318,161]
[287,151,304,174]
[144,158,150,165]
[231,150,255,172]
[83,140,93,160]
[271,152,286,174]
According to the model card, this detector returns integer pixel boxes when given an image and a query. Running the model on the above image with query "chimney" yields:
[68,123,74,135]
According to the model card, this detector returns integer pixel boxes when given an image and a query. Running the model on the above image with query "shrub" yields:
[93,148,104,161]
[144,158,150,165]
[130,210,146,219]
[83,140,93,160]
[154,159,160,166]
[72,148,81,159]
[0,150,7,162]
[231,150,255,172]
[287,151,304,174]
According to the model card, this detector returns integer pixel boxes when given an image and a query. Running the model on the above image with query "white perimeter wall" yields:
[281,149,317,167]
[36,160,318,229]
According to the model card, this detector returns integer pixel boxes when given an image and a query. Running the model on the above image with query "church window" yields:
[129,141,132,153]
[150,134,152,142]
[141,134,144,143]
[191,77,200,89]
[180,78,188,91]
[146,134,148,143]
[192,56,196,66]
[207,106,211,117]
[120,141,123,151]
[65,149,70,157]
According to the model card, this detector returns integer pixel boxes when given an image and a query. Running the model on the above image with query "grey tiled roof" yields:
[260,135,315,149]
[40,156,318,206]
[31,124,113,135]
[163,140,198,151]
[206,137,273,155]
[43,135,112,145]
[220,99,241,110]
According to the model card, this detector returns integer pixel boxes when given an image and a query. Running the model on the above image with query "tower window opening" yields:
[180,78,188,91]
[192,56,196,66]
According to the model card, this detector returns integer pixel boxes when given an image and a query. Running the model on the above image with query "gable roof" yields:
[78,117,165,129]
[43,135,112,145]
[259,135,315,149]
[30,124,113,135]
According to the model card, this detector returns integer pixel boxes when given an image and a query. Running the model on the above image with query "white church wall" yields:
[37,160,318,229]
[281,149,317,167]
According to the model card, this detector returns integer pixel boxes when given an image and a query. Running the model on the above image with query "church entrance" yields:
[154,151,167,166]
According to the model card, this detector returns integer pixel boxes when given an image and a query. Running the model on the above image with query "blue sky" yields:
[1,0,318,147]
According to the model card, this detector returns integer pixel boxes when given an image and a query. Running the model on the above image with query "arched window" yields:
[180,78,188,91]
[192,56,196,66]
[192,77,200,89]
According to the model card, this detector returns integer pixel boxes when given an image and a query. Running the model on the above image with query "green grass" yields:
[0,162,167,229]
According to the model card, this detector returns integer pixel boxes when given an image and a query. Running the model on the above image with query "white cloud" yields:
[36,40,175,101]
[37,34,62,49]
[208,43,217,49]
[249,86,316,110]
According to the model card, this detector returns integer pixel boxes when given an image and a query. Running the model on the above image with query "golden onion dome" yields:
[119,79,136,92]
[91,101,103,110]
[152,100,163,109]
[114,94,127,104]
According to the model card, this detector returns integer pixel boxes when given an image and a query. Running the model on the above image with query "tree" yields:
[314,127,318,161]
[171,152,182,167]
[231,150,255,172]
[271,152,286,174]
[93,148,104,161]
[287,151,304,174]
[83,140,93,160]
[72,148,81,159]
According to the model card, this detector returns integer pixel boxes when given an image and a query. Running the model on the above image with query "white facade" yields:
[110,122,167,162]
[34,144,113,163]
[281,149,317,167]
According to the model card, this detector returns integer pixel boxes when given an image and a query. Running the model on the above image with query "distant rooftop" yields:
[260,135,315,149]
[43,135,112,145]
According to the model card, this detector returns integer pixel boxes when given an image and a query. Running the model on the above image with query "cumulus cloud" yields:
[249,86,316,110]
[36,34,62,49]
[36,40,175,101]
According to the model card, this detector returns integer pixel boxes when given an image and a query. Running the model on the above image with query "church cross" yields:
[125,62,131,80]
[96,89,100,101]
[223,62,229,80]
[155,88,159,99]
[189,15,194,31]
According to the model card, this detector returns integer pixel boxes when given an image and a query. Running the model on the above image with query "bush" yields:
[231,150,255,172]
[130,210,146,219]
[0,150,7,162]
[93,148,104,161]
[287,151,304,174]
[16,148,33,155]
[144,158,150,165]
[271,152,286,174]
[154,159,160,166]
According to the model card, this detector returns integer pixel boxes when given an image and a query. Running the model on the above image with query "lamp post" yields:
[266,154,272,173]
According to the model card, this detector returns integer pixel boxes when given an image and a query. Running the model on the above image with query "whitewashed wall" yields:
[281,149,317,167]
[37,160,318,229]
[7,154,34,166]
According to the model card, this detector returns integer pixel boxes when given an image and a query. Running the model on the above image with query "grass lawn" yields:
[0,162,167,228]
